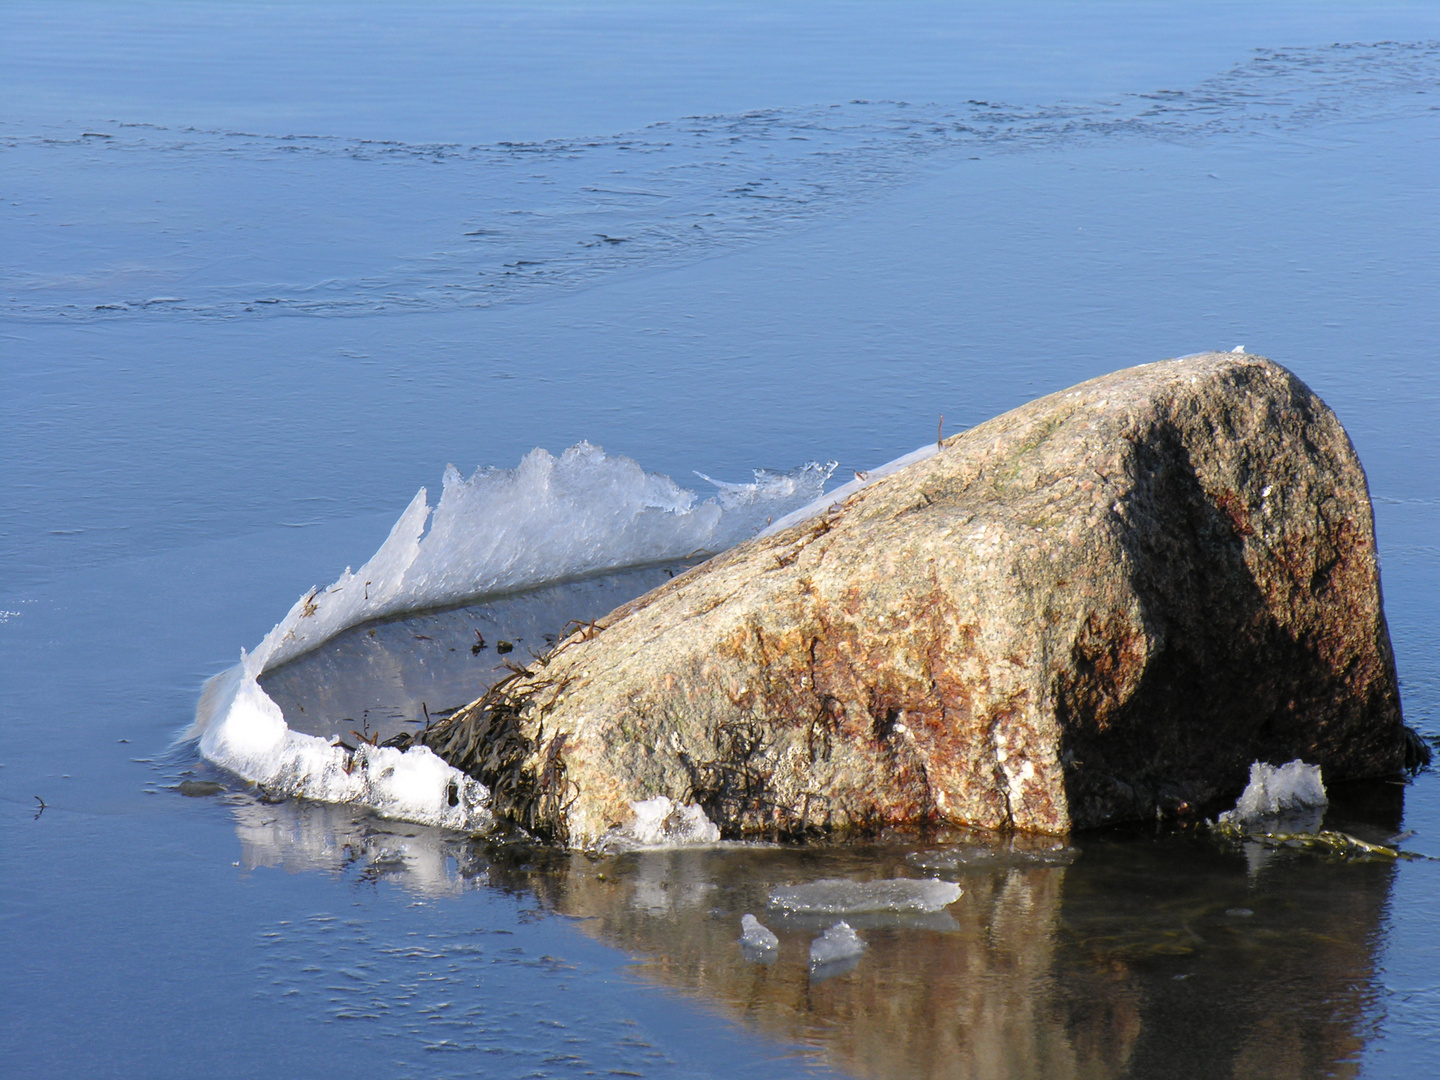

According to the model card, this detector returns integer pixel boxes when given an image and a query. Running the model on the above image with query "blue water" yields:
[4,3,1440,1077]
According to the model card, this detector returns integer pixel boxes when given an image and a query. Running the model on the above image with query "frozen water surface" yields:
[6,2,1440,1078]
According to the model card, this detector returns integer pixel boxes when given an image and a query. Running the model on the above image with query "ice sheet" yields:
[190,444,832,832]
[769,877,962,915]
[254,443,835,677]
[1218,760,1328,826]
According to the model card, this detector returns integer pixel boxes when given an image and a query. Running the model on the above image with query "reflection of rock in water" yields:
[258,563,690,744]
[515,830,1395,1080]
[224,793,1398,1080]
[230,796,489,897]
[516,845,1127,1080]
[1053,786,1402,1080]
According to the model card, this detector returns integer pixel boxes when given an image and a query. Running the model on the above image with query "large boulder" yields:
[413,353,1407,846]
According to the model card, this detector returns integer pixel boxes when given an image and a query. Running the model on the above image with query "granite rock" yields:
[413,353,1407,846]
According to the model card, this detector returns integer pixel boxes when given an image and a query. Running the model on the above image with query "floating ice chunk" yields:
[1218,759,1328,825]
[596,795,722,852]
[809,921,866,967]
[739,914,779,951]
[769,877,961,914]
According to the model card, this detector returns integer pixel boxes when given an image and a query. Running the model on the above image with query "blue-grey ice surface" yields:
[6,3,1440,1079]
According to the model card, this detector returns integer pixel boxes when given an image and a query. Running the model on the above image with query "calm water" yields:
[3,3,1440,1077]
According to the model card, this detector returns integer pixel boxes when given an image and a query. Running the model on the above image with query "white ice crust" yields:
[256,443,834,675]
[192,663,493,831]
[809,921,866,967]
[1219,759,1329,825]
[769,877,962,915]
[191,443,831,833]
[597,795,723,852]
[739,913,780,951]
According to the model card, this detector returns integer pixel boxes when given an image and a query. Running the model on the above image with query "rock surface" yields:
[410,352,1407,846]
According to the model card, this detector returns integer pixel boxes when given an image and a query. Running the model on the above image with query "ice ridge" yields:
[255,443,835,676]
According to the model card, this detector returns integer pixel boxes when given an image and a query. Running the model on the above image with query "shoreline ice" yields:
[188,442,837,833]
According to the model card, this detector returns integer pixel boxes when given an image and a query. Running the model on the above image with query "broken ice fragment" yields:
[769,877,961,915]
[1218,760,1327,826]
[594,795,722,852]
[809,921,866,967]
[739,913,779,951]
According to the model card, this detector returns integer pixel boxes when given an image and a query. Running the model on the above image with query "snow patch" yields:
[769,876,962,915]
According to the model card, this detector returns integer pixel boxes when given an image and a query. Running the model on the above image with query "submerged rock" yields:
[409,352,1407,846]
